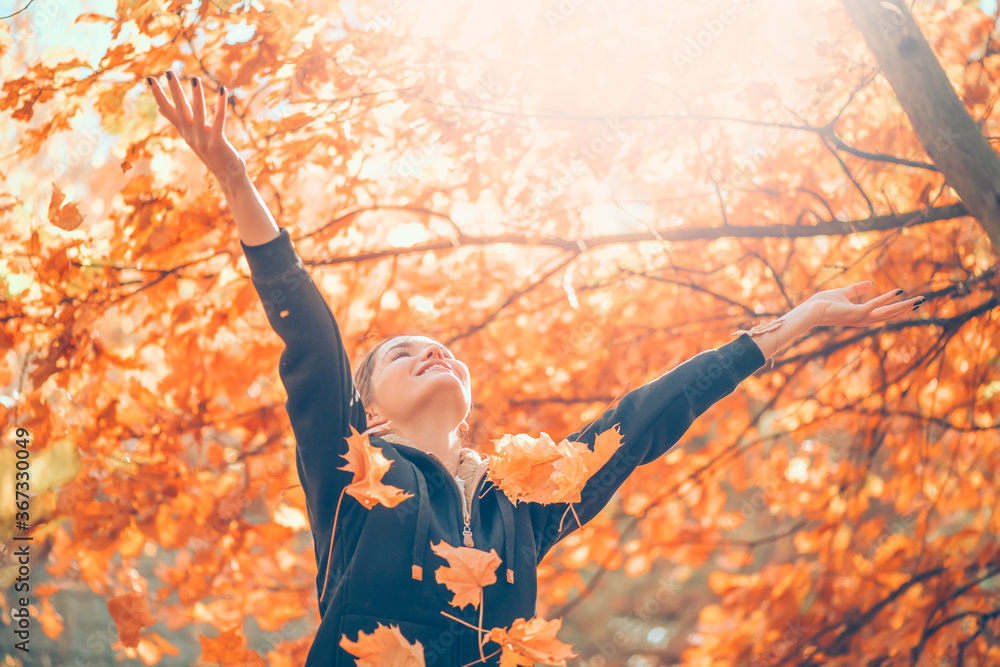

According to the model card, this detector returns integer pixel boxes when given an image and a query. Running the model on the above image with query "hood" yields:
[378,433,515,585]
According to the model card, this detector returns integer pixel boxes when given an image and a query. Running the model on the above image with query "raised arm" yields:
[147,71,278,245]
[148,71,368,539]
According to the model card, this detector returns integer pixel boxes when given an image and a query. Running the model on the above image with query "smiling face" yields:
[363,336,472,429]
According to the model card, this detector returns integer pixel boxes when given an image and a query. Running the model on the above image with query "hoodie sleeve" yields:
[529,333,766,563]
[239,227,368,536]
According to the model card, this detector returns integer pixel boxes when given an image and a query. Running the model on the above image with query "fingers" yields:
[865,287,905,309]
[211,84,227,138]
[147,76,178,126]
[870,295,926,323]
[870,289,924,312]
[149,71,228,136]
[845,280,874,299]
[166,70,193,125]
[191,76,205,129]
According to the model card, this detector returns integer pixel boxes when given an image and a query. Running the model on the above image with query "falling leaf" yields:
[199,626,266,667]
[47,183,84,231]
[431,540,502,610]
[339,623,425,667]
[485,616,576,667]
[3,4,998,665]
[487,425,624,505]
[107,592,156,649]
[339,424,413,510]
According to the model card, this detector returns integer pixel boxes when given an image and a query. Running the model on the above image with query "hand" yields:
[805,280,926,328]
[147,71,246,182]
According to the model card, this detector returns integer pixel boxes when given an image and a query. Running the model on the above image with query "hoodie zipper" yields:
[458,485,474,546]
[425,452,488,548]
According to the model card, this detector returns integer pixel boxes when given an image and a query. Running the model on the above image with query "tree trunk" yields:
[841,0,1000,253]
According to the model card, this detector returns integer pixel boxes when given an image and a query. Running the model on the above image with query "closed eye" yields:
[392,349,411,361]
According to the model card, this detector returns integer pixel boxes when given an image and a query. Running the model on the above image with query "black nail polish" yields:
[166,71,173,81]
[916,297,926,305]
[146,76,152,86]
[220,85,226,96]
[191,78,198,88]
[913,304,921,311]
[895,289,903,296]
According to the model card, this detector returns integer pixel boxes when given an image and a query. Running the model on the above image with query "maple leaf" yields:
[107,592,156,649]
[199,626,266,667]
[47,183,84,231]
[338,423,413,510]
[485,616,576,667]
[487,425,624,506]
[487,432,564,502]
[339,623,425,667]
[322,423,413,604]
[431,540,502,610]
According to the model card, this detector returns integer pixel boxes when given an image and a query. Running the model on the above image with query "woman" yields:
[147,71,925,665]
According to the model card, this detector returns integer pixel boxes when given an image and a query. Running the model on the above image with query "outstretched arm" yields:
[529,280,924,560]
[148,70,368,540]
[529,330,769,562]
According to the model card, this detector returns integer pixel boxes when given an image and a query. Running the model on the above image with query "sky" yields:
[0,0,996,222]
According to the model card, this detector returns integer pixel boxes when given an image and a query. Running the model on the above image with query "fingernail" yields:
[146,76,152,86]
[913,304,921,311]
[895,289,903,296]
[191,78,198,88]
[166,71,173,81]
[220,85,226,96]
[916,297,926,305]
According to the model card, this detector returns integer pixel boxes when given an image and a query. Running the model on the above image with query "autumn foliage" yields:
[2,0,1000,665]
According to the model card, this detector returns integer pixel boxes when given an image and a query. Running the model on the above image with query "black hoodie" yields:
[240,227,767,666]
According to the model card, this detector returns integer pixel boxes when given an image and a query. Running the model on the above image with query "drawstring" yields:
[498,495,515,584]
[379,434,514,585]
[412,471,430,581]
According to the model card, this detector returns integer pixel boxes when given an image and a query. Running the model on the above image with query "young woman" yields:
[148,71,925,666]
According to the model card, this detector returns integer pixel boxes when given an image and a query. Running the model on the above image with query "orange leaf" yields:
[48,183,84,231]
[339,424,413,510]
[107,592,156,649]
[339,623,425,666]
[486,616,576,667]
[486,432,565,503]
[199,626,266,667]
[121,160,132,173]
[431,540,502,609]
[487,425,624,505]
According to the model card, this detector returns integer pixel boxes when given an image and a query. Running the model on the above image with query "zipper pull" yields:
[463,515,474,547]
